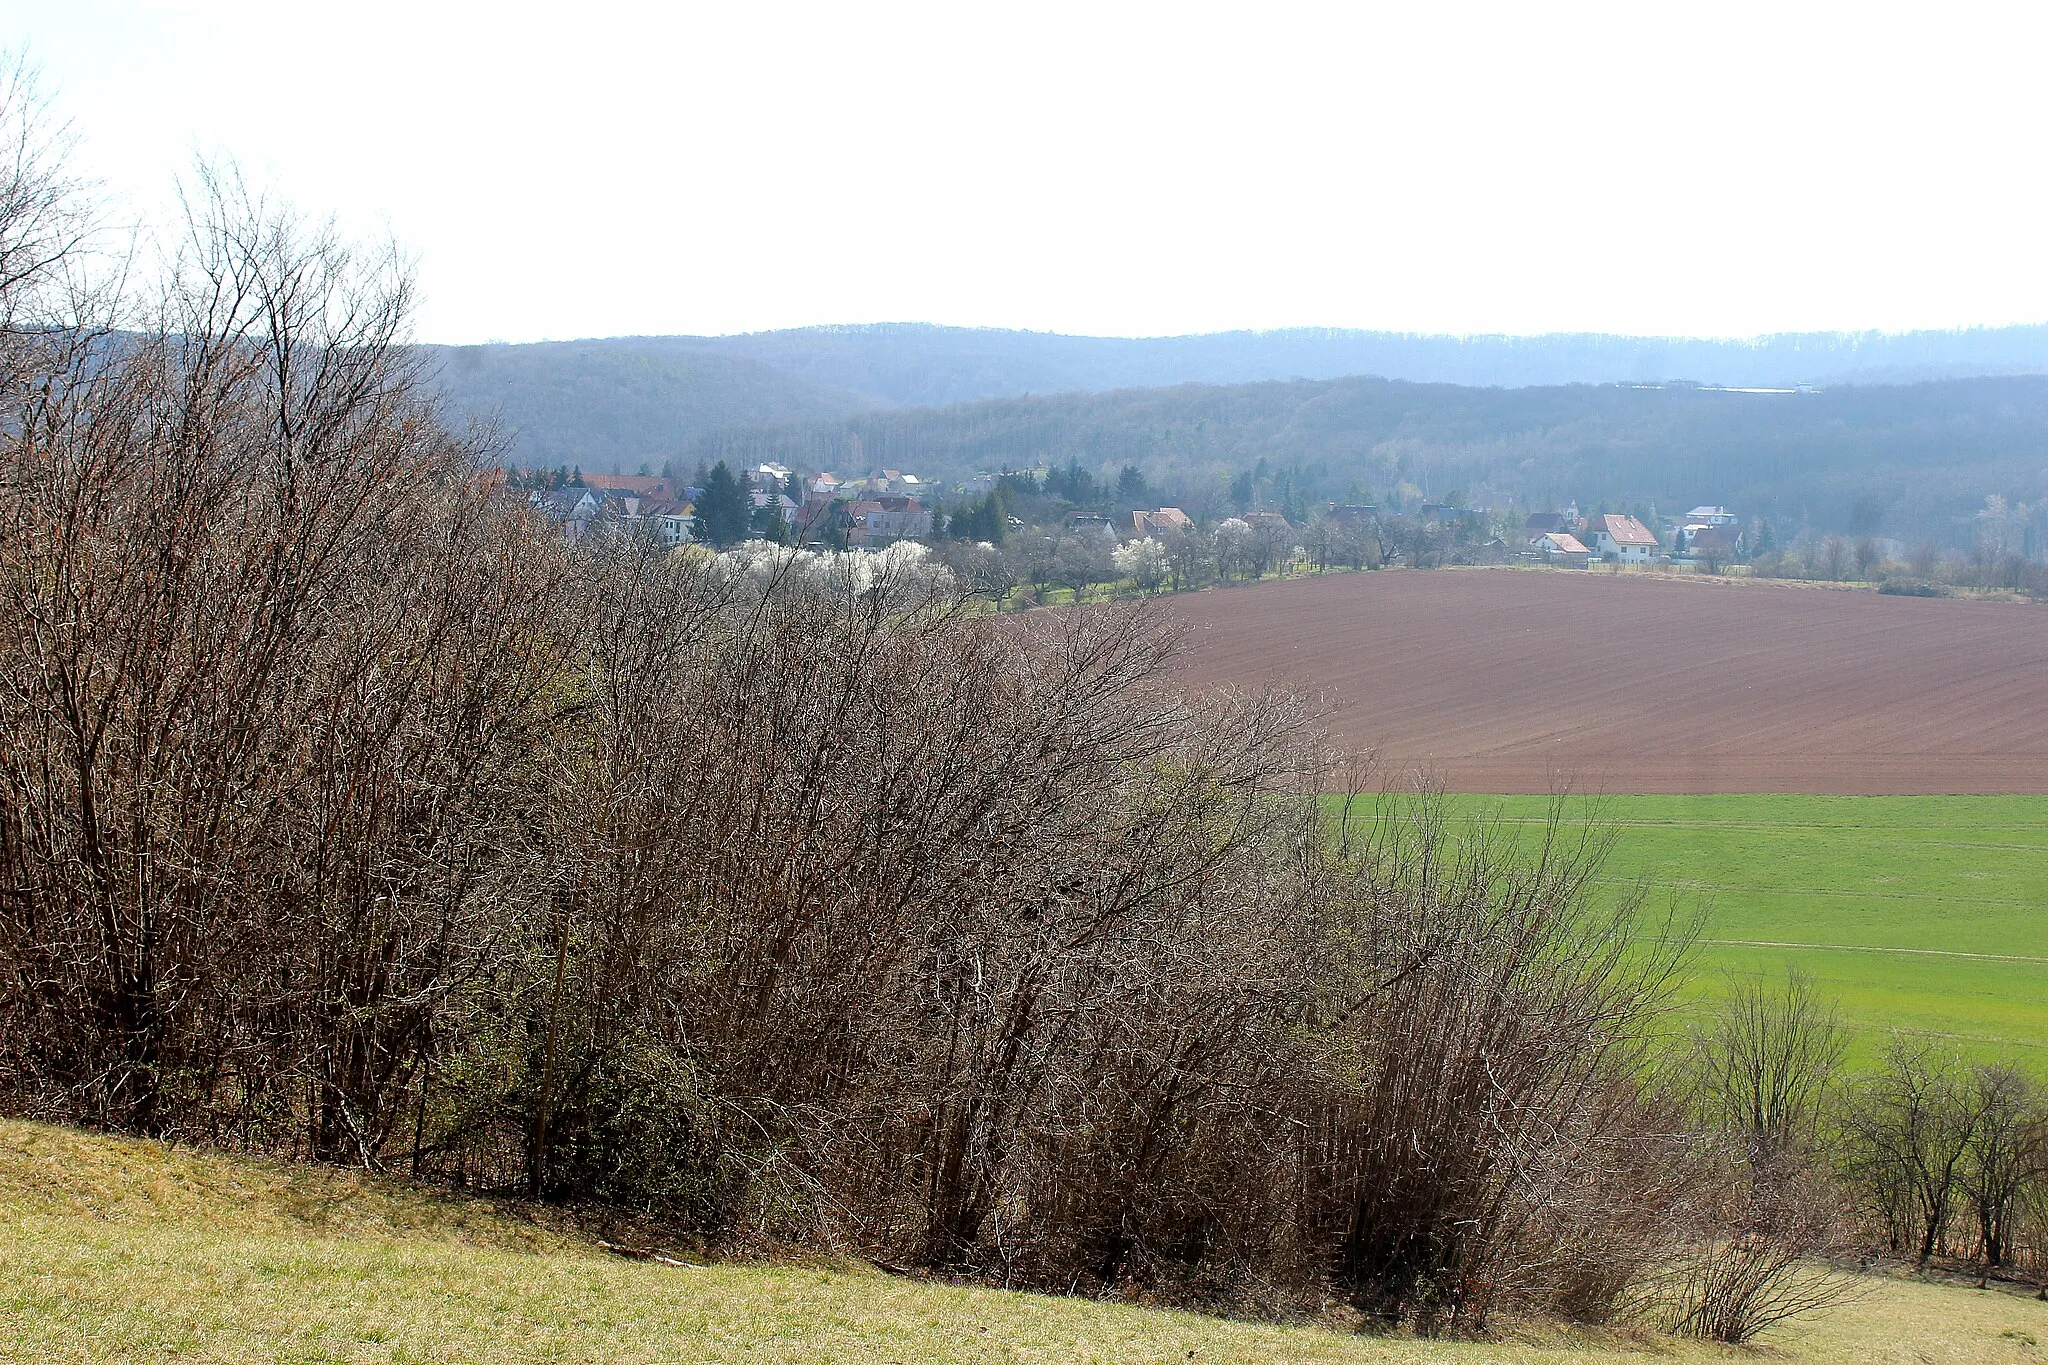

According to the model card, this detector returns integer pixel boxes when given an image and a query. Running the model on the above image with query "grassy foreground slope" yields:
[5,1120,2047,1364]
[1397,796,2048,1063]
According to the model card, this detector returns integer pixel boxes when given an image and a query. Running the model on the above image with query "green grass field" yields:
[6,1117,2047,1364]
[1353,795,2048,1067]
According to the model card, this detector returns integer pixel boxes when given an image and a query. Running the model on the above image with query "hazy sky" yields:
[10,0,2048,344]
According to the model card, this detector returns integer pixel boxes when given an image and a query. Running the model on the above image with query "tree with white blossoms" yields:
[1213,518,1252,581]
[1112,536,1168,591]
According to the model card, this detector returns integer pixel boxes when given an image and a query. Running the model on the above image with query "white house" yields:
[1588,514,1659,564]
[1534,531,1590,565]
[642,499,697,546]
[1686,505,1738,527]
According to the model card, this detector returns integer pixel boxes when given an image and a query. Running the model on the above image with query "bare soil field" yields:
[1165,569,2048,793]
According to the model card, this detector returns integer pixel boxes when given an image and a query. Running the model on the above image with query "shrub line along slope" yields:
[1167,568,2048,795]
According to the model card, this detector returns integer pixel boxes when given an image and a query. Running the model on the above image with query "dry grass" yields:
[4,1119,2044,1364]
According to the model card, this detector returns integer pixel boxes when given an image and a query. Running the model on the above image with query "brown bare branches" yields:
[0,92,1897,1347]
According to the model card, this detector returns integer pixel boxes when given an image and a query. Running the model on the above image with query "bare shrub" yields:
[1650,971,1859,1343]
[1690,969,1847,1182]
[1285,802,1700,1331]
[1653,1166,1859,1344]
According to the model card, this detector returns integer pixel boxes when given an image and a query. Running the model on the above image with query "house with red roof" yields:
[1587,514,1659,564]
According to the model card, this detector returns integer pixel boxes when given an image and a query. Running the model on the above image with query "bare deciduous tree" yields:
[1839,1039,1987,1264]
[1690,969,1847,1180]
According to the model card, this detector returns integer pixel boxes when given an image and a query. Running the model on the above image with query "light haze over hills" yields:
[424,323,2048,499]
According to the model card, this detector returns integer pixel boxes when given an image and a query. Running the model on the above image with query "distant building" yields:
[1123,507,1192,538]
[1588,513,1659,563]
[638,497,697,546]
[1686,505,1738,527]
[861,468,926,497]
[531,487,604,540]
[1418,503,1482,525]
[1681,524,1744,557]
[750,489,799,526]
[846,496,932,545]
[1533,531,1590,566]
[529,484,697,546]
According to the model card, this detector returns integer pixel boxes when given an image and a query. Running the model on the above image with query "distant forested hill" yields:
[419,325,2048,541]
[683,373,2048,546]
[669,322,2048,406]
[419,338,879,471]
[421,323,2048,471]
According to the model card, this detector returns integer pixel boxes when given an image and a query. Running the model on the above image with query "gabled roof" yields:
[1539,532,1589,554]
[533,488,601,514]
[1593,513,1658,547]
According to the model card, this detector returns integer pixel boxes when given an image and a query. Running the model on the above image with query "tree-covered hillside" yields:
[674,321,2048,405]
[684,373,2048,546]
[423,322,2048,473]
[420,337,878,471]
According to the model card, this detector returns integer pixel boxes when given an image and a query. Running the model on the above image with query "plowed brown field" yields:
[1165,569,2048,793]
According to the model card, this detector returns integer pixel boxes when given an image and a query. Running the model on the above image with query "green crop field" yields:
[1335,795,2048,1067]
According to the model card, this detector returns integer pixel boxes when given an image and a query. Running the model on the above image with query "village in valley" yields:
[515,456,1758,584]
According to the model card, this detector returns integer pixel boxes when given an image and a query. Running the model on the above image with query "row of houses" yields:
[530,474,698,545]
[527,465,949,548]
[530,461,1744,574]
[1526,504,1742,566]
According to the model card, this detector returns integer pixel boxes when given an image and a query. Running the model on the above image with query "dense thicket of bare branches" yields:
[1839,1041,2048,1279]
[0,158,579,1156]
[0,83,1926,1342]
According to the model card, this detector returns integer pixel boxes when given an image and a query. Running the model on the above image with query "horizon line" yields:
[420,319,2048,349]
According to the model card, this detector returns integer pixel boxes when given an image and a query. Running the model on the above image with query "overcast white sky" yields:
[10,0,2047,344]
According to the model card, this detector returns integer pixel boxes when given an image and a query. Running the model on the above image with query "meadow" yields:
[7,1117,2047,1365]
[1367,794,2048,1065]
